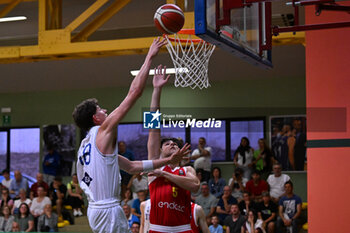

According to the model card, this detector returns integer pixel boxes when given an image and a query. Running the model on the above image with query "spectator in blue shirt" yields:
[209,167,226,198]
[209,215,223,233]
[277,180,302,233]
[118,141,135,194]
[131,190,147,219]
[9,171,28,199]
[42,145,61,185]
[122,204,140,228]
[216,186,238,224]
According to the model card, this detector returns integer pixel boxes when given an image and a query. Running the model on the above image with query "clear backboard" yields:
[195,0,272,68]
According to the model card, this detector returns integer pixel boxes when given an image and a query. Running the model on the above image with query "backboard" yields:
[195,0,273,68]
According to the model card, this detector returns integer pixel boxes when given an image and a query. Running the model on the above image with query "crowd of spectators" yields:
[0,170,84,232]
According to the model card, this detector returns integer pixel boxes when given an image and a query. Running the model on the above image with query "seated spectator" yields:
[127,173,148,199]
[12,189,31,215]
[209,167,226,198]
[267,163,290,203]
[121,188,134,207]
[67,173,84,217]
[132,190,147,219]
[131,222,140,233]
[276,181,302,233]
[228,168,248,202]
[9,171,28,200]
[233,137,254,180]
[31,186,52,218]
[49,176,67,218]
[209,215,223,233]
[191,169,204,201]
[1,169,13,189]
[242,209,265,233]
[257,192,276,233]
[224,204,246,233]
[12,221,19,232]
[14,203,34,232]
[238,191,257,217]
[195,182,217,224]
[123,204,140,228]
[42,145,61,185]
[0,206,15,232]
[30,173,49,200]
[192,137,212,182]
[252,139,275,177]
[37,204,58,232]
[216,186,237,224]
[0,187,14,211]
[118,141,135,195]
[245,170,268,202]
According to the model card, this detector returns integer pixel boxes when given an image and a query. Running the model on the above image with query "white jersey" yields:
[77,126,121,203]
[143,199,151,233]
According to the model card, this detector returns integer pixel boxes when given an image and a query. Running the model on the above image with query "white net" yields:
[165,33,216,89]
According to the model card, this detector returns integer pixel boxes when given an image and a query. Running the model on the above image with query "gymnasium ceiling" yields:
[0,0,305,93]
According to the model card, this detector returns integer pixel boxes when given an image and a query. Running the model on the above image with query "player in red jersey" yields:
[147,65,200,233]
[191,202,210,233]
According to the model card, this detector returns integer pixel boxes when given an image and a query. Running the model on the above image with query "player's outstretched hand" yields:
[148,37,167,58]
[153,64,170,88]
[168,143,191,165]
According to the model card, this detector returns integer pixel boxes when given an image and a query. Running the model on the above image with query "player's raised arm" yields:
[147,65,170,160]
[96,38,167,154]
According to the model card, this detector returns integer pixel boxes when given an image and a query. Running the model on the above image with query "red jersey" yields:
[149,166,192,233]
[191,202,200,233]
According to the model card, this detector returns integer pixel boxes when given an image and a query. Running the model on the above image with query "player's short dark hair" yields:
[160,138,181,148]
[72,98,98,131]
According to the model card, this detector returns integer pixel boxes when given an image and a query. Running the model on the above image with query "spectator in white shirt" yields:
[192,137,212,182]
[267,163,290,203]
[1,169,12,189]
[127,173,148,199]
[30,186,51,218]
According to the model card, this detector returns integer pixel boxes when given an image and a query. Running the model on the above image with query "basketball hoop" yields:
[165,29,215,89]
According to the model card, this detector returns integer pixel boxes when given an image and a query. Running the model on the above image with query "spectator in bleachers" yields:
[267,163,290,203]
[245,170,268,203]
[257,192,277,233]
[0,187,14,211]
[42,145,61,185]
[123,204,140,228]
[29,173,49,200]
[216,186,237,224]
[192,137,212,182]
[121,188,134,207]
[66,173,84,217]
[209,215,223,233]
[14,203,34,232]
[209,167,226,198]
[118,141,135,195]
[224,204,246,233]
[228,168,248,202]
[233,137,254,179]
[253,139,275,177]
[131,222,140,233]
[49,176,67,218]
[277,181,302,233]
[12,189,31,215]
[127,173,148,200]
[9,171,28,200]
[242,209,265,233]
[0,206,14,232]
[12,221,19,232]
[195,182,217,223]
[1,169,12,189]
[238,191,257,217]
[30,186,51,219]
[37,204,58,232]
[191,168,205,201]
[131,190,147,219]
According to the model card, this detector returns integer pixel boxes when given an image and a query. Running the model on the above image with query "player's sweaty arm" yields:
[119,144,190,174]
[149,166,200,193]
[148,65,170,160]
[96,38,167,155]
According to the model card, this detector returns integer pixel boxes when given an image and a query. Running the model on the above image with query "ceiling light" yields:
[0,16,27,23]
[130,68,188,76]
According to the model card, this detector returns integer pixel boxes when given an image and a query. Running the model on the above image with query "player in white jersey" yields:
[140,199,151,233]
[72,38,190,233]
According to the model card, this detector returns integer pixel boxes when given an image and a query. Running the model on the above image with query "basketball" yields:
[154,4,185,35]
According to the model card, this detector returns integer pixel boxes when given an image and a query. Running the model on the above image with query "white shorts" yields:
[87,202,130,233]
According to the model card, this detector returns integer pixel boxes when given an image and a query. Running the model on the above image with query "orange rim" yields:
[164,29,204,43]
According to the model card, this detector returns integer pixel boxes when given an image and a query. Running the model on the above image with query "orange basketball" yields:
[154,4,185,35]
